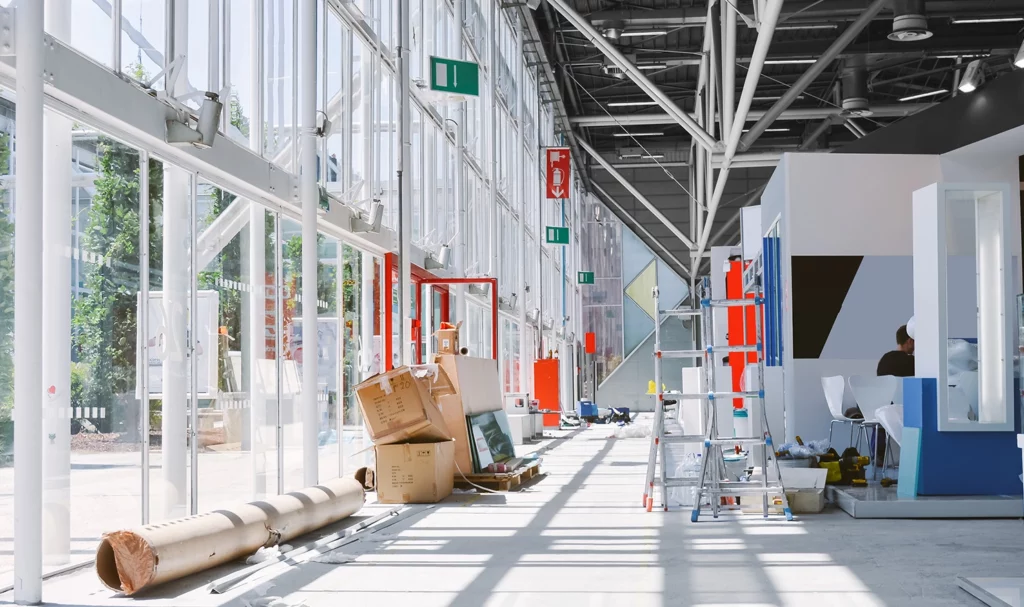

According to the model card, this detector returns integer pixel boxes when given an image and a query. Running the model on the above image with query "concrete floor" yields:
[8,426,1024,606]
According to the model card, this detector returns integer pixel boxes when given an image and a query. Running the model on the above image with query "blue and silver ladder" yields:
[689,274,792,521]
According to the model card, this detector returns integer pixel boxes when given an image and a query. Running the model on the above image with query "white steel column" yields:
[14,0,45,602]
[299,0,318,487]
[722,1,736,138]
[695,0,782,261]
[397,0,412,365]
[516,19,528,394]
[41,0,73,568]
[248,0,267,500]
[453,0,467,327]
[161,0,190,521]
[488,3,499,283]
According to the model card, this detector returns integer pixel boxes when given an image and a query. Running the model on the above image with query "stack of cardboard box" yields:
[354,364,457,504]
[354,329,514,503]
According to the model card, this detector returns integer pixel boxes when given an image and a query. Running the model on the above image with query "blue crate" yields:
[578,400,598,418]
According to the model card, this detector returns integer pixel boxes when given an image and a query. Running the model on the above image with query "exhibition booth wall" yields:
[760,149,1023,451]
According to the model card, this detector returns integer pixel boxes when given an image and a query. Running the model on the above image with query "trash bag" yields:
[612,423,651,439]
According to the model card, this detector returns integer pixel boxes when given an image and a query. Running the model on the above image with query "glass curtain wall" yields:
[3,0,596,590]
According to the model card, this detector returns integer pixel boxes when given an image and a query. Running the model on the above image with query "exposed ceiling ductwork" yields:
[889,0,932,42]
[841,62,872,117]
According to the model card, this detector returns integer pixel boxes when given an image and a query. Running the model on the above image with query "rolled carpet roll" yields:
[96,477,365,595]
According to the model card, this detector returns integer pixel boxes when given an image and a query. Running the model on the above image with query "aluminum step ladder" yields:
[641,275,792,521]
[642,286,707,512]
[690,274,792,522]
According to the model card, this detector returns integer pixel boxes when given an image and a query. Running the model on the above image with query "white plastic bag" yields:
[613,423,651,439]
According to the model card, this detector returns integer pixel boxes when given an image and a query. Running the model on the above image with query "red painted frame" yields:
[382,254,496,368]
[419,277,499,361]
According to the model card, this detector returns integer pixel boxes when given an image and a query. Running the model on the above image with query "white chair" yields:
[875,404,903,481]
[848,375,900,473]
[823,375,863,451]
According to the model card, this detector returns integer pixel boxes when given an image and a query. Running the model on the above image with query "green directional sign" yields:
[430,56,480,96]
[578,271,595,285]
[545,226,569,245]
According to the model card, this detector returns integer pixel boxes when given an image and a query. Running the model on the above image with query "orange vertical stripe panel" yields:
[534,358,561,427]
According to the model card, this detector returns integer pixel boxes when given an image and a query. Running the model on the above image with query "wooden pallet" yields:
[455,460,542,492]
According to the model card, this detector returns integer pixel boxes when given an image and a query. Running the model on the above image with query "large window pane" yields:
[317,234,341,482]
[264,0,297,169]
[59,134,146,573]
[279,218,304,492]
[193,180,284,510]
[120,1,166,80]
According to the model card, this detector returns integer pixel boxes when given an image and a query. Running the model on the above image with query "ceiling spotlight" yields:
[600,21,625,40]
[601,64,625,80]
[641,154,665,159]
[636,63,669,70]
[899,89,947,102]
[1015,41,1024,68]
[958,59,985,93]
[889,0,932,41]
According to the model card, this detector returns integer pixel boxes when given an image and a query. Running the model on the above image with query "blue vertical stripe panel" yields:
[762,236,783,367]
[774,236,783,364]
[766,236,774,367]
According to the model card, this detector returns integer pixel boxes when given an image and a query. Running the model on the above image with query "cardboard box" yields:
[433,354,505,474]
[375,441,455,504]
[433,355,503,415]
[355,366,454,445]
[782,467,828,514]
[435,321,462,355]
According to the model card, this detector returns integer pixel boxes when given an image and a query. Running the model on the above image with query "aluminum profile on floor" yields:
[957,576,1024,607]
[827,485,1023,519]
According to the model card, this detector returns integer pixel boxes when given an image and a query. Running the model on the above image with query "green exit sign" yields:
[545,226,569,245]
[578,271,595,285]
[430,56,479,96]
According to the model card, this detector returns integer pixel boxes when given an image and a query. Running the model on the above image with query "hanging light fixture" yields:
[958,59,985,93]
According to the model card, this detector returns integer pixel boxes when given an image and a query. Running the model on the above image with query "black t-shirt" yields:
[876,350,915,377]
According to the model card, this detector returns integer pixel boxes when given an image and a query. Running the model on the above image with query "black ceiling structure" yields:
[528,0,1024,274]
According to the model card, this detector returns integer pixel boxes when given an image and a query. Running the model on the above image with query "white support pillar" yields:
[41,0,73,568]
[488,2,499,284]
[453,0,467,328]
[397,0,413,366]
[161,0,190,520]
[14,0,45,602]
[299,0,318,488]
[247,0,267,500]
[722,1,737,138]
[516,18,528,394]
